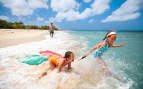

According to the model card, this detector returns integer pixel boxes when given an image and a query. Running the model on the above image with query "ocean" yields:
[0,30,143,89]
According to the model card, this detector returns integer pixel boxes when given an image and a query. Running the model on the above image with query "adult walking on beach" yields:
[81,30,126,69]
[49,23,54,38]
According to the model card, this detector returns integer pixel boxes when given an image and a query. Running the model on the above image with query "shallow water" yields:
[0,31,142,89]
[70,30,143,89]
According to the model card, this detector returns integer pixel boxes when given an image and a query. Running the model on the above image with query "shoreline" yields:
[0,29,52,48]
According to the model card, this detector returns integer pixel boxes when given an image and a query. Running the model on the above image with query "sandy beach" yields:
[0,29,48,48]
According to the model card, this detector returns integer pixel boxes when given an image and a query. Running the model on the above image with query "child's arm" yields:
[57,59,64,73]
[81,42,103,59]
[68,63,71,70]
[111,43,126,47]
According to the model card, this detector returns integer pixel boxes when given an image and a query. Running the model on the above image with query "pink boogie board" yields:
[39,50,62,58]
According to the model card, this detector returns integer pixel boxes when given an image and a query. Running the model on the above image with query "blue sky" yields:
[0,0,143,30]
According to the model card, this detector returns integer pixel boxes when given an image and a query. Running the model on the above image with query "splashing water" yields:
[0,31,133,89]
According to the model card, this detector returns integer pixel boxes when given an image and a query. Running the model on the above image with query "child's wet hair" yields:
[103,30,115,40]
[64,51,73,58]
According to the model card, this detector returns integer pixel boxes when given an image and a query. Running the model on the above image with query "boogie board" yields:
[39,50,62,58]
[16,54,46,65]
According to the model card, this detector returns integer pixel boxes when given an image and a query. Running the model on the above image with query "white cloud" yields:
[102,0,143,23]
[48,17,55,23]
[37,17,44,21]
[45,17,55,24]
[88,19,94,23]
[78,8,93,19]
[44,21,49,24]
[83,0,91,3]
[91,0,110,15]
[51,0,79,12]
[0,16,9,21]
[1,0,111,21]
[44,17,55,25]
[50,0,111,22]
[53,8,92,22]
[55,10,80,21]
[1,0,49,16]
[50,0,81,22]
[28,0,48,9]
[1,0,32,16]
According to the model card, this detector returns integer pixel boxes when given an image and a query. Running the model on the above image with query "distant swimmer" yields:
[39,51,74,78]
[49,23,55,38]
[81,30,126,69]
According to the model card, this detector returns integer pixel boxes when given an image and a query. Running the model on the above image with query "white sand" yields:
[0,29,48,48]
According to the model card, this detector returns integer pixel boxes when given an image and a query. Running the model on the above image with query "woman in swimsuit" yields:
[39,51,74,78]
[81,30,126,69]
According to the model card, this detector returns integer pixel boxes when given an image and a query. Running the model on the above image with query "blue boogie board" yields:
[16,54,47,65]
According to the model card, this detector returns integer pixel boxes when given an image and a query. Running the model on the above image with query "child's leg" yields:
[39,72,47,79]
[49,62,56,70]
[39,62,56,79]
[50,33,52,37]
[51,33,54,38]
[97,58,107,70]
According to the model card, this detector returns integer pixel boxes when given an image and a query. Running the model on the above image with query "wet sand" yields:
[0,29,48,48]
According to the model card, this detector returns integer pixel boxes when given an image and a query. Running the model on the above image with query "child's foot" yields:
[38,72,47,79]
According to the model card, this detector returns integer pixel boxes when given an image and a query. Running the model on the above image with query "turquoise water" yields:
[69,31,143,89]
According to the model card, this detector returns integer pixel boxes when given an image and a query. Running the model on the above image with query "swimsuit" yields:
[48,56,67,65]
[50,30,54,34]
[92,39,109,58]
[49,56,59,65]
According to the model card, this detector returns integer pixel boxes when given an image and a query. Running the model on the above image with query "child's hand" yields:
[68,67,72,70]
[81,55,86,59]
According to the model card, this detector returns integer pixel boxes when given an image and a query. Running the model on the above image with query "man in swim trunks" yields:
[39,51,74,78]
[49,23,54,38]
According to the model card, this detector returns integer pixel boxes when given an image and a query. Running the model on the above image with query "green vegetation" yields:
[0,19,59,30]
